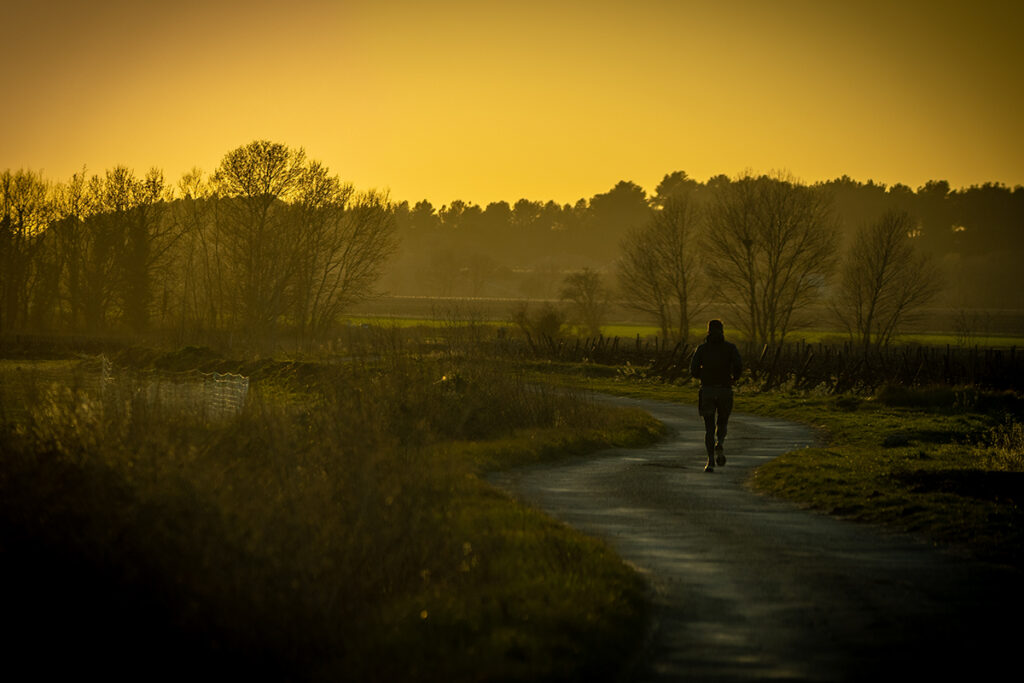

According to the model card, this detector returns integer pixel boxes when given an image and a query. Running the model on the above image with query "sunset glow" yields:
[3,0,1021,203]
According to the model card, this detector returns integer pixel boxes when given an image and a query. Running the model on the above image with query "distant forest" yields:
[2,142,1023,345]
[388,173,1024,309]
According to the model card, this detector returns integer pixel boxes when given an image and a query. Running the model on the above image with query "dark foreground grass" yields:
[0,348,662,682]
[530,361,1024,569]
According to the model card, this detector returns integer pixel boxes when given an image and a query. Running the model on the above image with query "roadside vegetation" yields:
[745,384,1024,566]
[0,333,662,682]
[3,325,1024,681]
[533,362,1024,568]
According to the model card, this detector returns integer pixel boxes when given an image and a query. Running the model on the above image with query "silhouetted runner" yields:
[688,319,742,472]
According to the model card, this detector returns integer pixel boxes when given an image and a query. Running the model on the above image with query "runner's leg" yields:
[716,391,734,448]
[716,411,729,448]
[703,413,716,456]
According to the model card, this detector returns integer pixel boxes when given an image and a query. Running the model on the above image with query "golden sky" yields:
[3,0,1022,204]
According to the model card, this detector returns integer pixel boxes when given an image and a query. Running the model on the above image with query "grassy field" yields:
[339,314,1024,350]
[532,363,1024,568]
[1,344,663,681]
[344,295,1024,346]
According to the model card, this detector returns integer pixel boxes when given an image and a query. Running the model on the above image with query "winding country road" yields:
[490,395,1022,682]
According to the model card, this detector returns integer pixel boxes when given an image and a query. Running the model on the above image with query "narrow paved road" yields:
[491,395,1022,682]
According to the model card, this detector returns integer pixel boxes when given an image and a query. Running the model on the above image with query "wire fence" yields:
[127,366,250,421]
[0,356,250,424]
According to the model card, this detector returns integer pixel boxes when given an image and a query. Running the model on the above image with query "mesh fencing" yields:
[0,356,249,424]
[132,367,250,421]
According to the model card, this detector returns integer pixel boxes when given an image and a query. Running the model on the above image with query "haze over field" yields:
[3,0,1022,205]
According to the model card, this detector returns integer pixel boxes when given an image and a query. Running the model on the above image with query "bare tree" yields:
[54,172,125,332]
[119,167,179,333]
[290,162,396,340]
[703,173,837,348]
[64,170,128,332]
[47,166,180,333]
[617,195,704,342]
[618,226,668,338]
[560,267,610,337]
[0,169,50,332]
[831,210,941,352]
[50,170,97,331]
[170,169,222,336]
[211,140,307,337]
[201,142,397,343]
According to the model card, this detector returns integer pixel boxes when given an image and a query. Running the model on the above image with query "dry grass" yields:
[0,341,661,681]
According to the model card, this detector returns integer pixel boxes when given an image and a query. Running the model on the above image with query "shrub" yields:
[1,344,648,680]
[875,384,959,409]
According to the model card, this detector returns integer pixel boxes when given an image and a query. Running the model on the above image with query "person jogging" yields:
[688,319,743,472]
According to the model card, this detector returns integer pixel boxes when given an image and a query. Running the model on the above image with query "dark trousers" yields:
[698,387,733,457]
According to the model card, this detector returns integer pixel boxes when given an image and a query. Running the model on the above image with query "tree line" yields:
[3,142,1021,349]
[385,172,1024,313]
[0,141,396,345]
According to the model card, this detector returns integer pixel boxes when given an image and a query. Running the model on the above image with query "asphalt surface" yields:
[490,395,1023,682]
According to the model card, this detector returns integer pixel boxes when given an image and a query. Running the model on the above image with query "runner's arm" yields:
[689,347,703,378]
